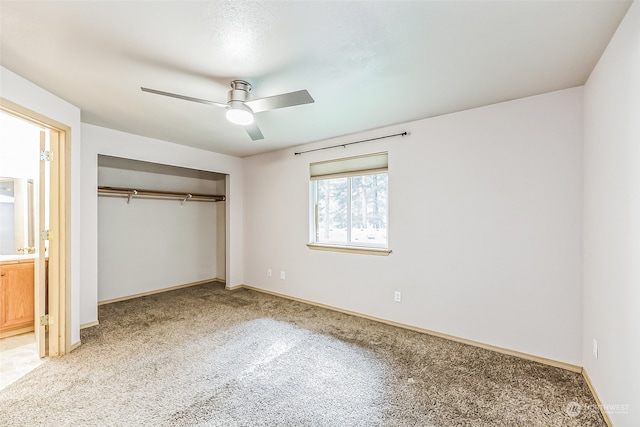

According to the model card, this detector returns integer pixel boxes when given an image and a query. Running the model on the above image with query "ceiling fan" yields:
[141,80,314,141]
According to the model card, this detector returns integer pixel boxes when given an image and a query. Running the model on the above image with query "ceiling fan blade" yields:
[141,87,228,108]
[244,89,314,113]
[244,122,264,141]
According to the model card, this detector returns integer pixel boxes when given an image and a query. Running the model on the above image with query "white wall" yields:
[216,201,226,279]
[583,2,640,425]
[80,124,244,326]
[0,66,82,346]
[0,112,41,179]
[97,166,223,302]
[0,113,41,255]
[243,87,584,365]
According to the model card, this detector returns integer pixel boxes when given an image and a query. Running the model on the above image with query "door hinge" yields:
[40,150,54,161]
[40,230,53,241]
[40,314,50,326]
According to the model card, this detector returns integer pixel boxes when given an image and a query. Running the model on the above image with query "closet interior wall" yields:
[97,156,225,303]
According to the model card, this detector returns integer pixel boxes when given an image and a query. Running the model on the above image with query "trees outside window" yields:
[313,172,387,248]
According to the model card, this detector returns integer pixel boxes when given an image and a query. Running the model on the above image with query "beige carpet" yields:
[0,282,604,426]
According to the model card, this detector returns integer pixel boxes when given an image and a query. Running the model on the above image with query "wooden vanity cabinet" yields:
[0,262,35,333]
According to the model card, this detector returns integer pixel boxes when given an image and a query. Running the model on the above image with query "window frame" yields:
[308,153,391,256]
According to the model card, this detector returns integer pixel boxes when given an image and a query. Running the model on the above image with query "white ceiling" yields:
[0,1,632,158]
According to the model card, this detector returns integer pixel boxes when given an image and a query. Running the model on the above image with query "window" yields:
[309,152,389,254]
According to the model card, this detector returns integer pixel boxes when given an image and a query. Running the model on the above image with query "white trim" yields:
[582,369,614,427]
[98,279,220,305]
[80,321,99,329]
[306,243,391,256]
[69,341,81,352]
[228,284,582,373]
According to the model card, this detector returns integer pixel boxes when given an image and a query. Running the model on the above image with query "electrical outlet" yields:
[267,269,272,277]
[593,338,598,359]
[394,291,401,302]
[280,271,286,280]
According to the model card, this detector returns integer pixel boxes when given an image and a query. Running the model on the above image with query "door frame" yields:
[1,97,71,356]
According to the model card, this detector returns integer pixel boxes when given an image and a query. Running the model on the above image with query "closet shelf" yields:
[97,186,225,204]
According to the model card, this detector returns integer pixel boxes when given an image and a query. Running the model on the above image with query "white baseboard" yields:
[229,284,582,373]
[98,278,221,305]
[80,320,99,329]
[69,340,82,352]
[582,368,613,427]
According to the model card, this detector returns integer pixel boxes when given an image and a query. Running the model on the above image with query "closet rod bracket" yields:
[127,190,138,205]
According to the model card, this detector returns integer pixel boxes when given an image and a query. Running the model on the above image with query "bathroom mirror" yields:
[0,177,35,256]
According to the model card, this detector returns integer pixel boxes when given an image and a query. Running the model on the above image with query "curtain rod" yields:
[294,131,407,156]
[97,186,225,205]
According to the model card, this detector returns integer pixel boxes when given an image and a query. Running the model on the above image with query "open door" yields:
[3,98,69,357]
[47,128,62,357]
[34,130,47,358]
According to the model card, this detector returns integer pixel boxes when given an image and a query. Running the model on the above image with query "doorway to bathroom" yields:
[0,100,70,383]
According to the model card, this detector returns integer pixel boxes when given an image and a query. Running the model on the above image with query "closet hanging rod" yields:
[97,186,225,203]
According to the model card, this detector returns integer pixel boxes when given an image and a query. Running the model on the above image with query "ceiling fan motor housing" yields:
[226,80,255,125]
[228,80,252,106]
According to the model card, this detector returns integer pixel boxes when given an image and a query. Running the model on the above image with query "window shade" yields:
[310,152,388,180]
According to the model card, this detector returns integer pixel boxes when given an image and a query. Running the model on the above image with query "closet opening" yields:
[96,155,226,305]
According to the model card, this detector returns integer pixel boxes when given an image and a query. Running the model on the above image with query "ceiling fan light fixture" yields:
[225,101,254,126]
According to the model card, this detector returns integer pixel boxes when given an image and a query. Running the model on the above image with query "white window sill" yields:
[306,243,392,256]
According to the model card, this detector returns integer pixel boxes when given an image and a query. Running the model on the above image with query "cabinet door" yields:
[0,263,35,331]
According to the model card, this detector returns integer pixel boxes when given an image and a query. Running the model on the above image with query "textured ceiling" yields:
[0,1,632,157]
